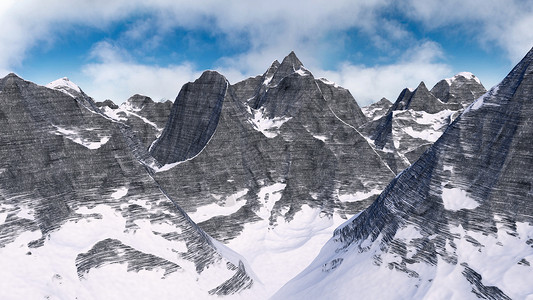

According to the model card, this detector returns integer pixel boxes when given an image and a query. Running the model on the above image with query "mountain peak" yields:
[390,88,413,111]
[281,51,303,69]
[407,81,446,113]
[268,52,306,86]
[265,60,280,78]
[197,70,229,85]
[369,97,392,109]
[391,81,446,113]
[1,72,24,83]
[5,72,20,79]
[431,72,486,105]
[149,70,228,165]
[378,97,391,104]
[0,73,26,92]
[46,77,82,98]
[416,81,428,91]
[123,94,154,111]
[1,72,22,83]
[443,72,481,85]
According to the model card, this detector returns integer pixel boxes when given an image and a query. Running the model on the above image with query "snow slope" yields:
[274,47,533,300]
[0,73,262,299]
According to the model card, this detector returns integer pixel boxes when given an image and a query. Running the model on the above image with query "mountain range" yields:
[0,73,261,299]
[275,48,533,299]
[1,47,532,299]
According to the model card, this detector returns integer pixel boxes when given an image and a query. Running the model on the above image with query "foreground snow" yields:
[274,215,533,300]
[0,199,264,300]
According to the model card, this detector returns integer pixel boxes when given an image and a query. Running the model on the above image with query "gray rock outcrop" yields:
[150,53,395,244]
[274,46,533,300]
[149,71,227,164]
[95,99,119,109]
[431,72,486,106]
[360,73,487,172]
[0,73,259,298]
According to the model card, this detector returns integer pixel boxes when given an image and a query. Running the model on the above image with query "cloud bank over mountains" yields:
[0,0,532,104]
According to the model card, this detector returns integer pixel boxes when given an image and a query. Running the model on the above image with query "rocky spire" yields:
[149,71,228,165]
[274,46,533,300]
[394,81,448,113]
[431,72,486,106]
[269,51,305,86]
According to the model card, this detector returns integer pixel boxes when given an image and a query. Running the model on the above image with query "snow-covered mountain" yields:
[360,73,486,173]
[147,52,396,296]
[430,72,485,106]
[46,77,104,114]
[274,47,533,300]
[76,52,489,298]
[0,74,262,299]
[97,94,173,149]
[3,49,516,299]
[361,97,392,121]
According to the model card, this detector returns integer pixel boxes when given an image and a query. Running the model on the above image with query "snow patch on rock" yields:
[445,72,481,85]
[442,187,479,211]
[338,189,382,202]
[470,85,500,111]
[111,187,128,199]
[51,125,111,150]
[189,189,249,223]
[46,77,82,98]
[249,108,291,138]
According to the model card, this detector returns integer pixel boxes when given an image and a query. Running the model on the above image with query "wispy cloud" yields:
[316,41,452,106]
[0,0,531,104]
[402,0,533,63]
[0,0,393,72]
[80,41,200,102]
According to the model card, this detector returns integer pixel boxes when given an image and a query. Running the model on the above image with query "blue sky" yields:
[1,1,532,106]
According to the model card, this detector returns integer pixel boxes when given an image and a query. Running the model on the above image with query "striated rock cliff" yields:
[275,47,533,300]
[0,73,261,299]
[148,52,395,295]
[150,71,227,164]
[360,73,486,173]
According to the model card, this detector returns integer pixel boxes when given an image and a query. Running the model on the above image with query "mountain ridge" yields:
[1,50,511,299]
[0,72,262,299]
[274,46,533,300]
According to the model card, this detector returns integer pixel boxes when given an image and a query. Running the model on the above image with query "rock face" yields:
[316,78,368,128]
[2,52,503,300]
[274,47,533,300]
[149,52,395,296]
[97,94,172,149]
[95,99,119,109]
[361,97,392,121]
[431,72,486,106]
[0,74,260,299]
[360,73,486,173]
[392,81,452,113]
[46,77,103,113]
[149,71,227,164]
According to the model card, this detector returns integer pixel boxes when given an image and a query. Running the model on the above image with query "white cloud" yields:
[315,42,452,106]
[0,0,135,72]
[0,0,393,73]
[76,40,454,106]
[402,0,533,64]
[0,0,399,102]
[80,42,201,103]
[0,0,531,104]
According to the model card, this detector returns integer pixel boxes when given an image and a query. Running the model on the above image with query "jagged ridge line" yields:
[314,81,396,176]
